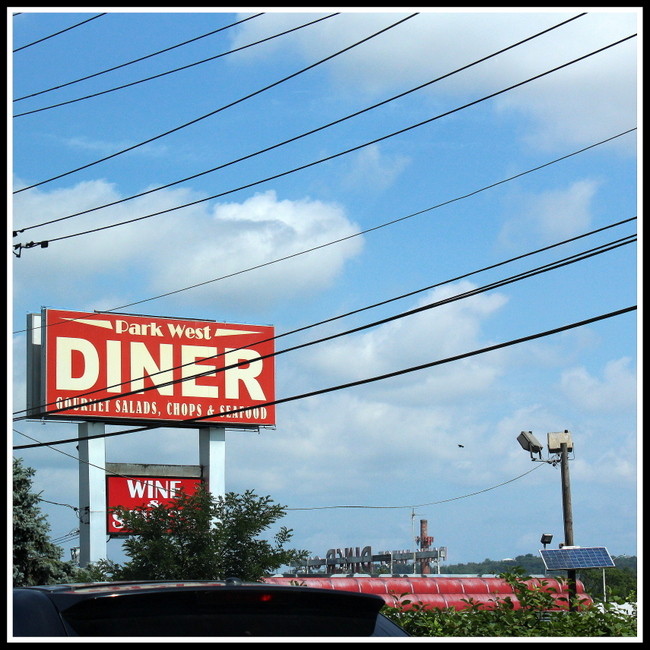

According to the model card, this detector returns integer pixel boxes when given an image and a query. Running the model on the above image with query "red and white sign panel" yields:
[40,309,275,426]
[106,475,202,534]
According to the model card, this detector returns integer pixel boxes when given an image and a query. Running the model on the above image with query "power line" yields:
[12,135,636,325]
[15,33,635,250]
[287,463,546,510]
[13,13,264,102]
[12,234,636,419]
[52,530,79,545]
[12,305,637,450]
[55,133,637,307]
[13,13,340,116]
[12,12,415,192]
[13,429,155,481]
[11,230,636,419]
[37,498,78,512]
[14,12,587,230]
[14,209,634,341]
[13,13,106,52]
[16,421,545,515]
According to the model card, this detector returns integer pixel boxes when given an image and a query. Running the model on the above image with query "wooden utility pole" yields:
[560,441,577,611]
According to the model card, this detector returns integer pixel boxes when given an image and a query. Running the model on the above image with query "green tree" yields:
[578,566,637,602]
[13,457,77,586]
[108,485,308,581]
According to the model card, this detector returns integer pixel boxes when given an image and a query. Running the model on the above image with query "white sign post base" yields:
[78,421,106,568]
[199,426,226,500]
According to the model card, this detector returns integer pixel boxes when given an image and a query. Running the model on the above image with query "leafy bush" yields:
[381,567,637,637]
[107,486,308,581]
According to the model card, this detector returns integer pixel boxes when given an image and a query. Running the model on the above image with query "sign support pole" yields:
[78,421,106,567]
[199,426,226,500]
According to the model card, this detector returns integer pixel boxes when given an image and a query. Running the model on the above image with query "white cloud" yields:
[150,190,363,309]
[559,357,637,411]
[12,183,363,312]
[498,179,599,249]
[300,281,508,396]
[342,144,410,192]
[232,11,637,152]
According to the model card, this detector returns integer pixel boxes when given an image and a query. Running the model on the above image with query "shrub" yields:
[381,567,637,637]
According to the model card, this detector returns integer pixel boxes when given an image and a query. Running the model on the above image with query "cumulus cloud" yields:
[498,179,599,249]
[150,190,363,309]
[300,280,508,393]
[342,144,411,192]
[232,10,637,152]
[12,182,363,312]
[559,357,637,411]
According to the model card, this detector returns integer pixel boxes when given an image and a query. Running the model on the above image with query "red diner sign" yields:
[106,475,202,534]
[40,309,275,426]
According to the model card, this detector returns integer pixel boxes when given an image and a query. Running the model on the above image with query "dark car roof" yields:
[14,580,409,638]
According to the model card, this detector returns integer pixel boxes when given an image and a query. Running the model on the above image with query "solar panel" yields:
[540,547,615,570]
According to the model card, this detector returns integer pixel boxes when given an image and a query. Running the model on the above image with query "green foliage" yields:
[72,559,122,583]
[107,485,308,581]
[578,566,637,602]
[608,555,637,572]
[381,567,637,637]
[12,457,78,587]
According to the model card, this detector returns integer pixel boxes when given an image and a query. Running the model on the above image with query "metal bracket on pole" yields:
[78,421,106,568]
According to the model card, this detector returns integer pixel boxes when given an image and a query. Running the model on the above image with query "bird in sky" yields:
[458,444,464,448]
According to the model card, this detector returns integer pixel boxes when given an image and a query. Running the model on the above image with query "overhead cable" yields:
[14,13,264,102]
[14,207,635,340]
[13,13,106,52]
[13,12,416,191]
[11,225,637,415]
[14,424,545,513]
[14,11,587,226]
[13,131,635,318]
[14,33,635,250]
[287,463,546,510]
[13,13,339,116]
[12,305,636,450]
[13,429,155,480]
[14,425,545,517]
[12,234,635,419]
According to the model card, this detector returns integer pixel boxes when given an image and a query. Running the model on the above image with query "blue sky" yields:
[10,8,639,570]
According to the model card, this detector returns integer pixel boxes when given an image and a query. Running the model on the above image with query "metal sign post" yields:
[78,421,106,567]
[199,426,226,500]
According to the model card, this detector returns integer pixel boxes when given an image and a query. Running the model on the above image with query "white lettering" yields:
[167,323,186,337]
[127,480,146,498]
[181,345,218,398]
[154,480,168,499]
[224,348,265,400]
[56,337,100,390]
[106,340,122,393]
[130,342,174,395]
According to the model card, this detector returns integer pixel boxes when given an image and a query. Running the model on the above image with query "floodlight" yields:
[517,431,543,454]
[540,533,553,547]
[547,430,573,453]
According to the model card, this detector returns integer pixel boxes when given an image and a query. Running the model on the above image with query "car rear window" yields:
[59,588,384,636]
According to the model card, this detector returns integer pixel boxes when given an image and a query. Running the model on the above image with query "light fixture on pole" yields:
[540,533,553,549]
[517,430,578,610]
